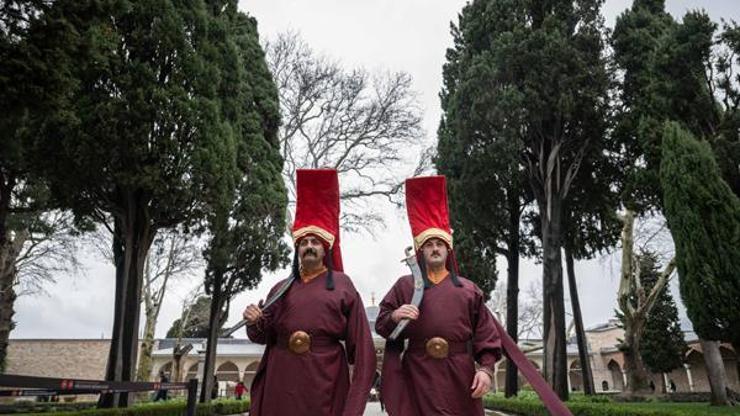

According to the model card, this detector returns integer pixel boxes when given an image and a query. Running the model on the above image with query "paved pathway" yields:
[362,402,513,415]
[229,402,513,415]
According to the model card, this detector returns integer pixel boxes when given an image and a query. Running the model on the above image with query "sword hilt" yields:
[400,246,416,264]
[221,320,248,337]
[221,298,265,337]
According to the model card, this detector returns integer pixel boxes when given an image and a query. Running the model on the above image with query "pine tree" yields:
[636,250,688,393]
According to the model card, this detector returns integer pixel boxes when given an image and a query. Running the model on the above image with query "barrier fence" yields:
[0,374,198,415]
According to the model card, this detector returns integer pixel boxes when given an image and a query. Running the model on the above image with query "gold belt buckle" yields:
[288,330,311,354]
[425,337,449,359]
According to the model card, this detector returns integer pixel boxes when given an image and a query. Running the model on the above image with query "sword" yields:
[220,276,295,337]
[388,247,424,340]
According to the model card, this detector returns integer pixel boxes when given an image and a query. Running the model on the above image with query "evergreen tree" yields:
[30,0,282,406]
[613,2,739,400]
[660,121,740,404]
[436,0,612,399]
[166,296,212,339]
[661,122,740,347]
[637,250,687,393]
[0,1,79,372]
[197,1,288,403]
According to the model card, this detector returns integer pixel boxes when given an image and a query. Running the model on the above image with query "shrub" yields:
[17,398,250,416]
[483,394,736,416]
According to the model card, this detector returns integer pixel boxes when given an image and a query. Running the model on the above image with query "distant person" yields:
[211,375,219,400]
[154,371,169,401]
[235,381,247,400]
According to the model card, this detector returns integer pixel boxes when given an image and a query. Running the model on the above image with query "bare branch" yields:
[643,257,677,315]
[488,280,543,340]
[14,211,83,296]
[265,31,426,233]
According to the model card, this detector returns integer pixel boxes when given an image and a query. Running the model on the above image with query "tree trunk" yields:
[504,196,520,398]
[701,339,730,406]
[623,316,652,394]
[732,340,740,393]
[565,247,595,395]
[0,199,24,374]
[200,276,225,403]
[99,198,155,408]
[0,260,17,374]
[172,345,187,383]
[136,309,156,382]
[540,195,568,400]
[0,230,24,374]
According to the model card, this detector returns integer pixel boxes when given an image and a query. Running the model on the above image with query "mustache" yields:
[302,248,318,257]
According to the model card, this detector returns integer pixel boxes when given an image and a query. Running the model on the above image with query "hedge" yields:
[483,394,739,416]
[14,398,250,416]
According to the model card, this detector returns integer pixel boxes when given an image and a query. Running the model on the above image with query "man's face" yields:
[297,235,326,268]
[421,238,448,269]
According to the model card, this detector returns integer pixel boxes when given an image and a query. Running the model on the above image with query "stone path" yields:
[228,402,513,415]
[359,402,512,415]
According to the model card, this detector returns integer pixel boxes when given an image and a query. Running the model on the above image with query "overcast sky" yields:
[12,0,738,340]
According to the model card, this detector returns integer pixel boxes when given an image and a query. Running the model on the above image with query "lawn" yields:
[483,392,740,415]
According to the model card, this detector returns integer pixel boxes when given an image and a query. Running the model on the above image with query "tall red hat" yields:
[292,169,343,271]
[405,175,453,250]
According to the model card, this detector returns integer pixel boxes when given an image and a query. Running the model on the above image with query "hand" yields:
[243,303,263,325]
[470,369,492,398]
[391,304,419,323]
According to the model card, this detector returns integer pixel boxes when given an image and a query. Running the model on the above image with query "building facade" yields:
[7,313,738,397]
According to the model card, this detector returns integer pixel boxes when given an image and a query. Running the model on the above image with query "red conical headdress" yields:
[405,175,453,251]
[292,169,343,271]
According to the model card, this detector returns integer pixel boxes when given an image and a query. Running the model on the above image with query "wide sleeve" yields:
[245,279,287,344]
[374,277,408,339]
[471,285,503,372]
[341,289,377,416]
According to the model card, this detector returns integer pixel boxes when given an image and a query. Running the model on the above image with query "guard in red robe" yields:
[243,169,376,416]
[377,175,573,416]
[375,175,501,416]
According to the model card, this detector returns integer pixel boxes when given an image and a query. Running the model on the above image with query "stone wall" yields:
[6,340,110,380]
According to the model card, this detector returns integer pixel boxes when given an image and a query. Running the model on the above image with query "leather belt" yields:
[407,337,471,359]
[276,330,338,354]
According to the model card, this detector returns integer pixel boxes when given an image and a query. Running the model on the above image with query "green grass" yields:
[614,402,740,415]
[483,392,740,415]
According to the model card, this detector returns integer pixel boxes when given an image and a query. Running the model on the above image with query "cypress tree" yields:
[660,121,740,345]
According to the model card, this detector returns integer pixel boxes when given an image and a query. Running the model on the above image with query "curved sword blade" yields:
[389,247,424,340]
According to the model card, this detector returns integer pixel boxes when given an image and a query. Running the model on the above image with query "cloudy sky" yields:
[12,0,738,340]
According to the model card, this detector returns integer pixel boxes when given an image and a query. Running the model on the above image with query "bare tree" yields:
[86,223,203,381]
[617,209,677,395]
[14,211,82,295]
[171,286,203,383]
[135,229,203,381]
[489,280,543,340]
[0,210,81,372]
[265,31,426,232]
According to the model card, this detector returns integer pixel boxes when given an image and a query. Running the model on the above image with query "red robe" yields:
[375,275,502,416]
[247,271,376,416]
